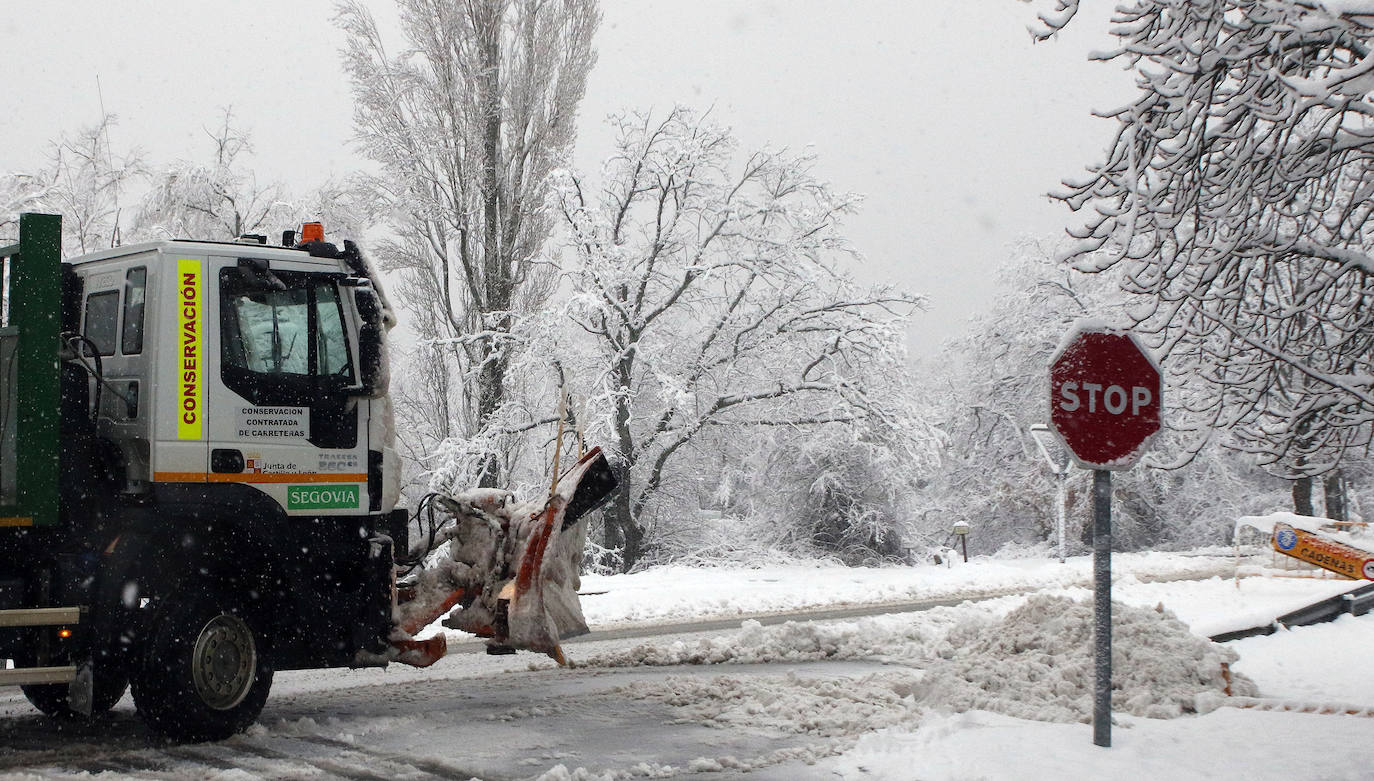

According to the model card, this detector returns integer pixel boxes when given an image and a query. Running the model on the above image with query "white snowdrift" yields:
[920,594,1256,722]
[576,612,952,669]
[821,707,1374,781]
[585,593,1251,728]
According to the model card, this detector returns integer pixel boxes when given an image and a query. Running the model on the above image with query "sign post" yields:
[952,521,970,563]
[1049,326,1161,748]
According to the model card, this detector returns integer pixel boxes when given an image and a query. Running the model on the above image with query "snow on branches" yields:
[135,109,295,242]
[0,172,46,243]
[337,0,599,487]
[549,107,931,570]
[1049,0,1374,476]
[41,114,145,254]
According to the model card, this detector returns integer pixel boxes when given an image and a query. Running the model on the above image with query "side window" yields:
[121,267,147,355]
[314,283,353,379]
[82,290,120,356]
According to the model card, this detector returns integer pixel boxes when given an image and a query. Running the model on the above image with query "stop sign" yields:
[1049,327,1162,470]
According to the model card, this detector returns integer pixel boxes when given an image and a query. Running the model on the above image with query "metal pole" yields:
[1056,470,1067,564]
[1092,468,1112,748]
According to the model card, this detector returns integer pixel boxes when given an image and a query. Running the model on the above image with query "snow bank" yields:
[577,551,1235,629]
[575,612,955,669]
[919,594,1256,722]
[818,707,1374,781]
[1231,612,1374,703]
[578,586,1264,725]
[1092,574,1364,638]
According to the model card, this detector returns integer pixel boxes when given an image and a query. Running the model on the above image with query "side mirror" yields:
[353,286,388,397]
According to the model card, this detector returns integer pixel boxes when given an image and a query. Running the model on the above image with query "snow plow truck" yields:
[0,213,615,740]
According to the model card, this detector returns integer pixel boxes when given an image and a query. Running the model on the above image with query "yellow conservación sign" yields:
[177,259,203,440]
[1272,522,1374,580]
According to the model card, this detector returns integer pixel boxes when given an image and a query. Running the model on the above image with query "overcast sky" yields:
[1,1,1129,355]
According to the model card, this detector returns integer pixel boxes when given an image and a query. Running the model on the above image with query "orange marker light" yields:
[300,222,325,243]
[58,629,72,639]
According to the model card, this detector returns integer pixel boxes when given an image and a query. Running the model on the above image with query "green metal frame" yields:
[0,213,61,528]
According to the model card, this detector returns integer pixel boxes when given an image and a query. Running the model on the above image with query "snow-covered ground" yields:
[3,549,1372,780]
[573,550,1244,629]
[560,551,1374,780]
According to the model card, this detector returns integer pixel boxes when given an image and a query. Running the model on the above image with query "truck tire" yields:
[21,674,128,720]
[130,590,273,741]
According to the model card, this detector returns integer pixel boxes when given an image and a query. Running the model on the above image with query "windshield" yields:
[220,269,355,408]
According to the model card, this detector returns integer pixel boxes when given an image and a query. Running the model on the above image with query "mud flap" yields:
[68,663,94,717]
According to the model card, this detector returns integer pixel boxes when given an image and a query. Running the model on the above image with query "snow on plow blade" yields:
[390,447,616,666]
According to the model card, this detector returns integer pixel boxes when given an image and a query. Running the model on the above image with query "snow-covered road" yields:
[3,550,1373,780]
[1,632,899,779]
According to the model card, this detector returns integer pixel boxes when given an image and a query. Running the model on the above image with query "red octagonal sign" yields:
[1049,327,1162,470]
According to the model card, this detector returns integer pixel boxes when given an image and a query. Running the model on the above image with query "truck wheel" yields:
[21,674,128,720]
[131,591,273,741]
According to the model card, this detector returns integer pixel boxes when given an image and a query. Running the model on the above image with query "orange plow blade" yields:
[387,447,617,666]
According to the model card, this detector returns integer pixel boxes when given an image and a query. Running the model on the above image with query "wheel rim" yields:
[190,613,256,711]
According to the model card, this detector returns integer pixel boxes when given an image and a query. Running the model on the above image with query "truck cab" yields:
[72,234,398,517]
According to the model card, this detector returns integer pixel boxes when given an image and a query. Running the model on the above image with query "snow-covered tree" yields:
[1,172,48,243]
[917,239,1103,553]
[135,109,371,245]
[134,109,292,241]
[733,394,937,566]
[921,238,1294,554]
[1036,0,1374,515]
[550,108,929,571]
[42,114,144,254]
[337,0,599,486]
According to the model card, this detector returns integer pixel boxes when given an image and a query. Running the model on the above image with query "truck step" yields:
[0,606,81,627]
[0,665,77,685]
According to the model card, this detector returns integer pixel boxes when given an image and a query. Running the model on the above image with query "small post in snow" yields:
[1048,323,1162,749]
[952,521,970,563]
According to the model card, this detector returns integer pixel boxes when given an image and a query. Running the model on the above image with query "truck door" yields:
[79,259,154,483]
[205,259,369,516]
